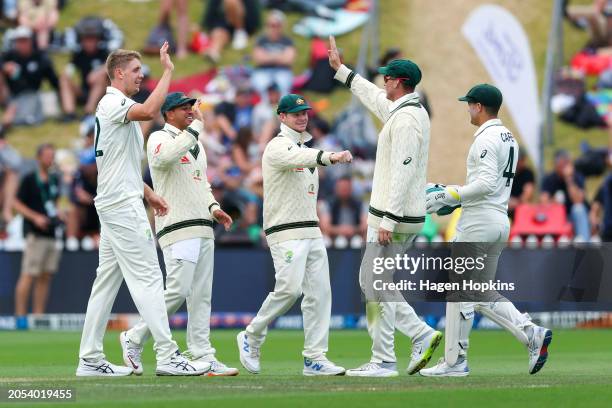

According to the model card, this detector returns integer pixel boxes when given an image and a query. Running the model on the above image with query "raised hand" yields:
[328,35,341,71]
[159,41,174,72]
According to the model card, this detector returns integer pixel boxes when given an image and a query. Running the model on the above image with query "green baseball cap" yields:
[161,92,196,115]
[377,59,422,88]
[276,94,312,115]
[458,84,503,109]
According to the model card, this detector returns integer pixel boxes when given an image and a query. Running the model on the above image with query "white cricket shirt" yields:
[458,118,518,227]
[93,86,145,212]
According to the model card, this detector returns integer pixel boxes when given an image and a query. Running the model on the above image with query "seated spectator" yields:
[509,148,535,218]
[59,18,110,122]
[0,27,59,132]
[250,10,296,99]
[319,176,366,239]
[566,0,612,47]
[214,84,254,146]
[66,119,100,246]
[252,83,281,144]
[17,0,59,50]
[541,149,591,240]
[590,168,612,241]
[202,0,260,63]
[0,135,21,234]
[13,144,62,329]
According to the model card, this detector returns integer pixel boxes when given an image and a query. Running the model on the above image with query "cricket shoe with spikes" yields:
[303,357,346,376]
[419,356,470,377]
[528,326,553,375]
[76,359,133,377]
[119,331,143,375]
[407,330,443,375]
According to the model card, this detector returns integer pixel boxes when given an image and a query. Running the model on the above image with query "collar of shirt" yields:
[163,123,181,136]
[388,91,420,112]
[106,86,129,98]
[473,118,503,138]
[279,123,312,145]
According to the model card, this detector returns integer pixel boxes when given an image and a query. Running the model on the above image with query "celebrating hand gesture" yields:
[328,35,341,71]
[160,41,174,72]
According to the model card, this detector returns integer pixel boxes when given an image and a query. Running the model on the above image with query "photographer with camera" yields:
[13,143,62,330]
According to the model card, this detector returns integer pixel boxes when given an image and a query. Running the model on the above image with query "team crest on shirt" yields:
[307,183,315,196]
[285,250,294,263]
[193,169,202,181]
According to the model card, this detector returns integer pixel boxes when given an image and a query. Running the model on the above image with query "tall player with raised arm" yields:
[76,43,210,377]
[421,84,552,377]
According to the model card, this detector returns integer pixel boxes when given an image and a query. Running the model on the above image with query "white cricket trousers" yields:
[246,237,331,360]
[78,200,178,364]
[126,237,216,359]
[446,220,534,360]
[360,226,433,363]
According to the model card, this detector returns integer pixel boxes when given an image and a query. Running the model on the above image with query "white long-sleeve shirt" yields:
[262,123,334,245]
[457,118,518,227]
[334,64,430,233]
[147,120,220,248]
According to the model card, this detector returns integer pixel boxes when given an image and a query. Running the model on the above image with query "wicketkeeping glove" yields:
[425,183,462,216]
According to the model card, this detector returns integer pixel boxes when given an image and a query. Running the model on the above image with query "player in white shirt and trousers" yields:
[237,94,352,376]
[328,36,442,378]
[118,92,239,376]
[421,84,553,377]
[76,43,210,377]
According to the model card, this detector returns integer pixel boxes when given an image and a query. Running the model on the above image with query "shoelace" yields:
[357,362,380,371]
[250,345,260,358]
[411,343,423,360]
[126,346,142,364]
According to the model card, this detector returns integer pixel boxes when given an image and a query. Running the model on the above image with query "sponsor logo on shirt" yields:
[308,183,315,196]
[154,144,161,155]
[193,169,202,181]
[180,156,190,164]
[480,150,488,159]
[403,157,412,165]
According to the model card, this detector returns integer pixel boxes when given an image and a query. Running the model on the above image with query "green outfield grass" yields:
[0,329,611,407]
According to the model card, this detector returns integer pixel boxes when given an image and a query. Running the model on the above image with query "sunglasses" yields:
[383,75,410,83]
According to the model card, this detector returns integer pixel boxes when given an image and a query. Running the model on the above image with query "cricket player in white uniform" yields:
[328,36,442,377]
[421,84,553,377]
[76,44,210,377]
[237,94,352,376]
[119,92,239,376]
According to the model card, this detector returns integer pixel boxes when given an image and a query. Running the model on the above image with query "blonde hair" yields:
[106,49,142,80]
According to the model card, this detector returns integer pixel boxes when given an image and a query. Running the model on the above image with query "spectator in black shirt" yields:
[0,27,59,131]
[541,149,590,240]
[509,148,535,218]
[59,21,109,121]
[250,10,296,99]
[319,176,367,239]
[13,144,62,329]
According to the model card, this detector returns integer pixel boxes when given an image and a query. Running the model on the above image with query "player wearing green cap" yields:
[421,84,552,377]
[237,93,353,376]
[328,35,441,377]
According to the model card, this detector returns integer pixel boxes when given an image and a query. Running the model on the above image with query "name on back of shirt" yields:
[500,132,515,143]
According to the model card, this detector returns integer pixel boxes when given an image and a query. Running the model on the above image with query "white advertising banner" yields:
[462,4,541,170]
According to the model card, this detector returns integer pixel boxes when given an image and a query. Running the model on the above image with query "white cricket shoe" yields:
[119,331,143,375]
[156,352,211,376]
[407,330,443,375]
[345,361,398,377]
[237,331,260,374]
[528,326,553,375]
[203,358,239,377]
[303,358,346,376]
[419,356,470,377]
[232,29,248,50]
[76,359,133,377]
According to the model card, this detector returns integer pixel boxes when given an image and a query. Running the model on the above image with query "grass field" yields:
[0,329,611,407]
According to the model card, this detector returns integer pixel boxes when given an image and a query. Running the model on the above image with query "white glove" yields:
[425,183,461,215]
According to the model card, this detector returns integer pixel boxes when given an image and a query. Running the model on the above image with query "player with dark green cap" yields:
[328,35,442,378]
[422,83,552,377]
